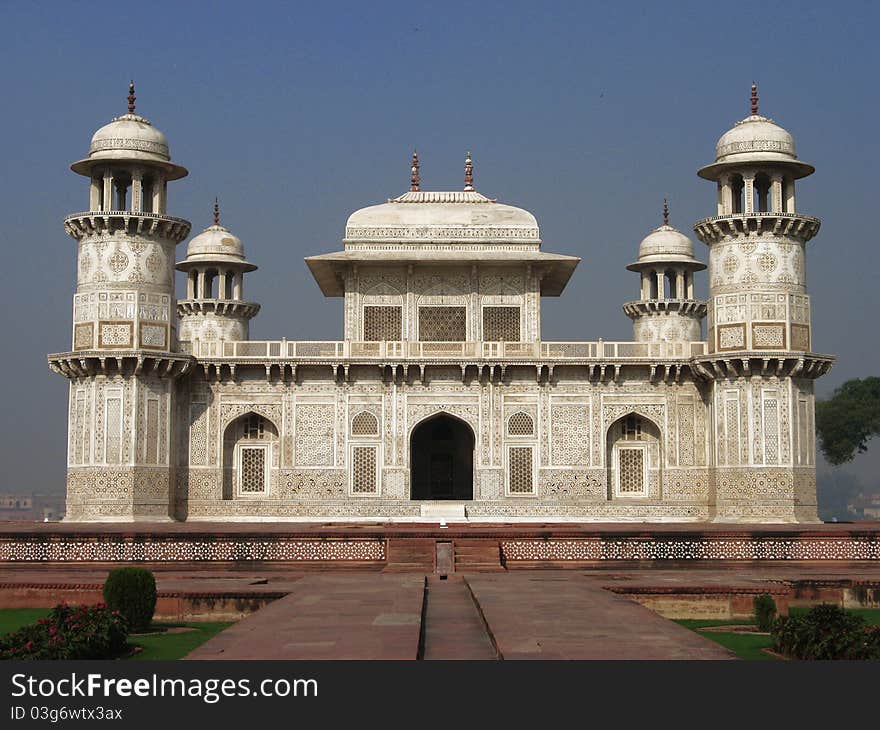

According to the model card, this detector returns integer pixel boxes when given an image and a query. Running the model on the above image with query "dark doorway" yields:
[410,414,474,500]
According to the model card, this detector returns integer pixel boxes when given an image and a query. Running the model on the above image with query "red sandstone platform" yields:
[1,521,878,569]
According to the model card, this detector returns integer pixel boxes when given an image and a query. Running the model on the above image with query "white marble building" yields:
[49,84,833,522]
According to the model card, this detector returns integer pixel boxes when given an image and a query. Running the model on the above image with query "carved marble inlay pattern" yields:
[551,404,589,466]
[295,403,335,466]
[618,448,645,494]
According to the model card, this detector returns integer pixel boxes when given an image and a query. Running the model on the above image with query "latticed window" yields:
[364,306,402,341]
[351,411,379,436]
[419,306,466,341]
[351,446,377,494]
[623,416,642,441]
[617,447,645,495]
[507,412,535,436]
[508,446,534,494]
[243,414,265,439]
[239,446,267,493]
[483,306,520,341]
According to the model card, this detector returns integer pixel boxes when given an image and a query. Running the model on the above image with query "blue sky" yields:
[1,0,878,492]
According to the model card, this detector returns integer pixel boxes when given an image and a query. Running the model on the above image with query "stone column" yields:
[676,271,685,299]
[90,177,102,210]
[152,175,164,214]
[234,271,243,300]
[131,168,143,212]
[784,178,796,213]
[656,271,665,300]
[720,174,732,215]
[771,173,783,213]
[641,272,650,300]
[187,271,195,299]
[197,269,205,299]
[744,173,755,214]
[103,170,114,211]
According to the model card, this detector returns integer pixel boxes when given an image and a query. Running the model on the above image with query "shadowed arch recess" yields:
[410,413,475,500]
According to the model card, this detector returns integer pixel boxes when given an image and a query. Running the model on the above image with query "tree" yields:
[815,377,880,465]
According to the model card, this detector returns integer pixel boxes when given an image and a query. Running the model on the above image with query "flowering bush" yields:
[0,604,128,660]
[772,604,880,660]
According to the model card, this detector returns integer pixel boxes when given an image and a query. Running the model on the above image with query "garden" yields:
[0,568,231,661]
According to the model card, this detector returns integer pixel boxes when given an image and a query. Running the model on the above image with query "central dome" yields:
[344,190,540,245]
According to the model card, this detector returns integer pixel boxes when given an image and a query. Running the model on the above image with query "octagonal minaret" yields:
[623,201,706,344]
[693,85,832,523]
[49,84,193,521]
[176,200,259,355]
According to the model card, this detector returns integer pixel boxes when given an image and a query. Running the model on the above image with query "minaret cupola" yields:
[623,201,706,344]
[694,84,821,354]
[176,200,260,349]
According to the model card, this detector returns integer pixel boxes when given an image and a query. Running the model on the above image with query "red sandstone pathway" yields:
[186,574,425,660]
[420,576,497,660]
[464,572,734,660]
[185,571,732,660]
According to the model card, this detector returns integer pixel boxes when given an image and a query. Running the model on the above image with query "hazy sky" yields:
[1,0,878,494]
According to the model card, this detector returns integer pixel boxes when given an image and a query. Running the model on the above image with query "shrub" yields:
[753,593,777,632]
[103,567,157,632]
[0,604,128,660]
[771,604,880,660]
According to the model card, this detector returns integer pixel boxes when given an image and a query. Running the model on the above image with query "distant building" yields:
[48,83,832,523]
[0,494,65,522]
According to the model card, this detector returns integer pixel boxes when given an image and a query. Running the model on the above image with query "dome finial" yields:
[127,80,136,114]
[410,150,420,192]
[663,198,669,226]
[750,82,759,116]
[213,197,220,226]
[464,151,474,192]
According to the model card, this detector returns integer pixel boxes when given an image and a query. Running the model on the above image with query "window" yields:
[364,306,402,341]
[507,411,535,436]
[239,445,267,494]
[351,445,378,494]
[483,306,520,341]
[243,414,264,439]
[617,447,646,495]
[508,446,534,494]
[419,306,466,341]
[623,416,642,441]
[351,411,379,436]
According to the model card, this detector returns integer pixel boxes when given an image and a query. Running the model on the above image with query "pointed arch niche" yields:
[605,413,662,500]
[222,412,279,499]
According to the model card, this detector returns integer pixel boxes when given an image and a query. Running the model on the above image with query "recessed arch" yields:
[409,412,475,500]
[605,412,662,500]
[507,411,535,436]
[351,410,379,437]
[222,412,279,499]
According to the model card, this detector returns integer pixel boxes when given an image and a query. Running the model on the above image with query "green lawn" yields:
[0,608,50,635]
[0,608,232,660]
[127,622,233,660]
[676,608,880,660]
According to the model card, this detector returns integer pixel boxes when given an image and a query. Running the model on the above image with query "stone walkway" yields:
[186,574,424,660]
[187,571,733,660]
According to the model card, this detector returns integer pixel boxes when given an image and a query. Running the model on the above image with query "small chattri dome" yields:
[699,85,813,180]
[177,209,257,272]
[70,83,187,180]
[627,207,705,272]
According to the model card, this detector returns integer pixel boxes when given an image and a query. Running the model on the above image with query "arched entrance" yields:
[410,414,474,500]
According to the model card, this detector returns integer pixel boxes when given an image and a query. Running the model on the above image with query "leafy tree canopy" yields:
[815,377,880,465]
